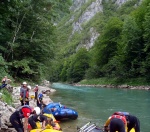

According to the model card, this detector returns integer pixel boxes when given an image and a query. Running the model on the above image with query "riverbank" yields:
[0,84,55,132]
[74,83,150,90]
[75,77,150,90]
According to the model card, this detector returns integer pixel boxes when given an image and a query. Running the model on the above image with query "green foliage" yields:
[85,65,101,79]
[102,0,117,17]
[94,17,123,68]
[117,0,140,16]
[59,48,90,83]
[79,77,150,86]
[1,89,13,105]
[0,55,10,79]
[120,16,143,77]
[66,48,90,83]
[47,0,150,85]
[0,0,72,81]
[142,3,150,80]
[60,59,70,82]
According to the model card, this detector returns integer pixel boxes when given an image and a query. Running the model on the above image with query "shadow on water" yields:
[50,83,150,132]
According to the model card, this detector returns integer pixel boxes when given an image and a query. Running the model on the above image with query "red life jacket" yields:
[16,105,32,118]
[26,90,29,98]
[113,112,129,116]
[34,87,38,92]
[111,114,127,124]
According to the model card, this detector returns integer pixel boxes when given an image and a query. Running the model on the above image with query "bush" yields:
[1,89,13,105]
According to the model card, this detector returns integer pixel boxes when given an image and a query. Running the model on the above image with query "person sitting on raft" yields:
[28,107,61,130]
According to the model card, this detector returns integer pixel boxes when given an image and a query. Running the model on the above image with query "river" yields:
[49,83,150,132]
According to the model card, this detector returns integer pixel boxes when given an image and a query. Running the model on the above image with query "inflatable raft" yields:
[30,114,62,132]
[43,102,78,120]
[30,129,62,132]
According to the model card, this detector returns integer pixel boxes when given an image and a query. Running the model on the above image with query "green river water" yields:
[50,83,150,132]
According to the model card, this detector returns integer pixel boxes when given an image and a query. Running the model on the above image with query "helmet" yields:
[34,107,41,115]
[23,82,27,85]
[27,85,31,89]
[36,85,38,87]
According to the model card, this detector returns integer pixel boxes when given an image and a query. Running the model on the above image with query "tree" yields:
[67,48,90,83]
[94,17,123,76]
[142,3,150,80]
[121,16,143,77]
[0,0,57,81]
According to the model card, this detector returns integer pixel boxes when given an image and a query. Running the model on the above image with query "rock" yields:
[74,83,150,90]
[0,83,56,131]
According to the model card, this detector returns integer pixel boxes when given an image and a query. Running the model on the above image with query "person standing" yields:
[25,85,31,105]
[20,82,28,106]
[0,76,11,89]
[33,85,39,101]
[37,93,44,109]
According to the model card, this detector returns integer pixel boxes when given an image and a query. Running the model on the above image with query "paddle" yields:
[77,122,105,132]
[77,121,91,131]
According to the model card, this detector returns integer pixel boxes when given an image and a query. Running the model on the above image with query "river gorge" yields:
[50,83,150,132]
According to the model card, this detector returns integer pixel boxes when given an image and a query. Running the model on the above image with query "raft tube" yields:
[30,129,62,132]
[43,102,78,120]
[30,114,62,132]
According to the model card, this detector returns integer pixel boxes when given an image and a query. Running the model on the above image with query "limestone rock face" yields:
[72,0,103,35]
[68,0,130,50]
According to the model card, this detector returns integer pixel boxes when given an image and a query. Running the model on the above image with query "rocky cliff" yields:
[58,0,136,51]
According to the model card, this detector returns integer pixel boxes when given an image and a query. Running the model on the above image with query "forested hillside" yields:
[1,0,150,85]
[0,0,71,82]
[49,0,150,84]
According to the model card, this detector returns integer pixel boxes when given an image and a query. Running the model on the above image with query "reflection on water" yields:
[50,83,150,132]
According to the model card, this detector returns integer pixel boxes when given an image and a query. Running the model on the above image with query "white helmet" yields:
[34,107,41,115]
[22,82,27,85]
[27,85,31,89]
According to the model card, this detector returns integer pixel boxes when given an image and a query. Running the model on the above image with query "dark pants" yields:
[25,100,29,105]
[9,112,23,132]
[20,98,29,106]
[0,84,7,89]
[28,116,38,129]
[35,92,38,100]
[110,118,125,132]
[127,115,140,132]
[20,100,24,106]
[37,100,42,109]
